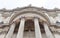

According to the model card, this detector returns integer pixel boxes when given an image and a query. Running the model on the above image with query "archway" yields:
[9,7,51,25]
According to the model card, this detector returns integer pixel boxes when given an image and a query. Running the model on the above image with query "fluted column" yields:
[5,23,16,38]
[16,18,25,38]
[43,23,54,38]
[34,18,42,38]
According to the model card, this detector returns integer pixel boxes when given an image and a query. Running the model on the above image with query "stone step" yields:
[23,31,35,38]
[0,32,49,38]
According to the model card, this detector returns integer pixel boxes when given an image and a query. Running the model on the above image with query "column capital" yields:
[9,21,16,25]
[34,17,38,18]
[43,21,50,26]
[19,17,25,20]
[33,16,39,19]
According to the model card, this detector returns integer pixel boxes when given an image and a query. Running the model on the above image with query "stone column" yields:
[34,18,42,38]
[5,23,16,38]
[43,23,54,38]
[16,18,25,38]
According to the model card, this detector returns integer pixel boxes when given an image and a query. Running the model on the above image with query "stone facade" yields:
[0,6,60,38]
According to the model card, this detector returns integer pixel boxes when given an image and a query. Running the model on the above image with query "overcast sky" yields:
[0,0,60,9]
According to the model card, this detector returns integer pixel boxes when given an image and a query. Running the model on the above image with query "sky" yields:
[0,0,60,9]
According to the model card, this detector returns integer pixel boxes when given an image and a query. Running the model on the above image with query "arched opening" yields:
[9,11,51,25]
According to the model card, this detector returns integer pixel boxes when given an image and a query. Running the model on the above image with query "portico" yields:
[0,6,57,38]
[5,16,54,38]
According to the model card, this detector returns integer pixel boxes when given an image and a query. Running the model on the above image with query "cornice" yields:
[0,5,60,12]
